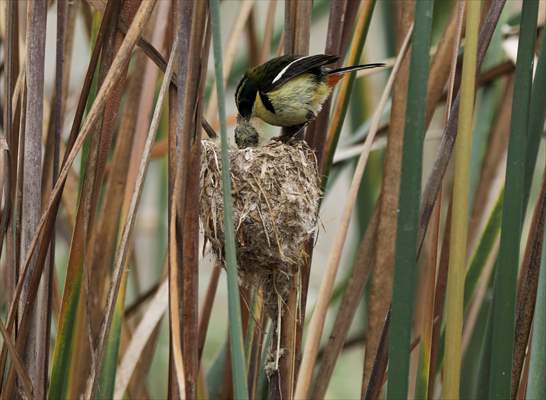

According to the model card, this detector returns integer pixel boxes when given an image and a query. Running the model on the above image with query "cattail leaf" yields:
[488,2,539,397]
[388,1,434,398]
[209,0,249,398]
[443,1,480,396]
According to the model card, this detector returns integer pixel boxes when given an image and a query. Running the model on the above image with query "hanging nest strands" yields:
[200,139,321,316]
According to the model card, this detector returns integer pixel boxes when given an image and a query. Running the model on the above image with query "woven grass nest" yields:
[200,139,321,316]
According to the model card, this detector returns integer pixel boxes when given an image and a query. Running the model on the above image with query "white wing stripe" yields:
[271,55,315,84]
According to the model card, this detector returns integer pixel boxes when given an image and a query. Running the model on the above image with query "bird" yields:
[234,114,259,149]
[234,54,384,144]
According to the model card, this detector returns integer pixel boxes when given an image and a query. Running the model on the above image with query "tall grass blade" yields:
[512,30,546,377]
[512,162,546,397]
[167,0,191,395]
[20,0,47,395]
[443,1,480,397]
[488,2,538,398]
[527,211,546,399]
[362,1,413,391]
[209,0,248,398]
[387,1,434,398]
[97,269,128,399]
[523,20,546,207]
[2,0,20,311]
[171,1,209,395]
[41,1,72,388]
[523,21,546,400]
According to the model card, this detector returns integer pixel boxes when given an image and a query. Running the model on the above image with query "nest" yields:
[200,139,321,316]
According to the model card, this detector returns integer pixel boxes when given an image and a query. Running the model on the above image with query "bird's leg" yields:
[275,123,307,143]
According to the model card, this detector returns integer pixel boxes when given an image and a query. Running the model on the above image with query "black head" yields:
[235,74,257,119]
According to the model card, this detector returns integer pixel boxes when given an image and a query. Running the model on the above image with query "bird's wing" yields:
[262,54,339,91]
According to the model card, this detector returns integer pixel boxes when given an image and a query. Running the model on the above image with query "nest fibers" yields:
[200,139,321,316]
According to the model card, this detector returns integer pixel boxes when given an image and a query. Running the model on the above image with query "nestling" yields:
[235,54,384,145]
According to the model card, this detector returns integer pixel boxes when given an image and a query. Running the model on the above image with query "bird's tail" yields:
[325,63,385,87]
[327,62,385,75]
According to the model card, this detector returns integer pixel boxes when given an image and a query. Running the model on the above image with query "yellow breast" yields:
[253,74,332,127]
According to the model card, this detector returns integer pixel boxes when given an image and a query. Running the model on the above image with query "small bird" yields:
[234,114,259,149]
[235,54,384,142]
